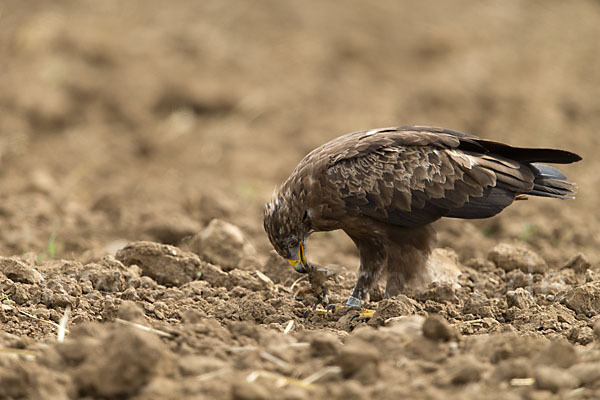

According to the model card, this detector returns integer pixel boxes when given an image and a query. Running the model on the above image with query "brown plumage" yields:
[263,126,581,308]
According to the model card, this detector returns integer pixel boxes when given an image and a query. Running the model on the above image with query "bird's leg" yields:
[384,274,405,299]
[384,240,430,299]
[324,269,378,321]
[346,274,378,321]
[347,268,377,307]
[321,236,385,322]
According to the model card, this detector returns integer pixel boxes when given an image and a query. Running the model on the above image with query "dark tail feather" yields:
[528,163,577,199]
[474,139,582,164]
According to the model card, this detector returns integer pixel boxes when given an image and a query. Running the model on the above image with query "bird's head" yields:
[263,193,311,274]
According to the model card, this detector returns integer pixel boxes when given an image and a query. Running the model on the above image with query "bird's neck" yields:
[277,185,310,237]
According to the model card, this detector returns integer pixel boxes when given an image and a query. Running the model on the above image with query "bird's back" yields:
[286,126,581,230]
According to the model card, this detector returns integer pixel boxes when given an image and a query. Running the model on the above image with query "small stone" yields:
[117,300,146,323]
[585,269,597,283]
[422,315,459,342]
[562,253,591,274]
[121,287,139,301]
[226,270,267,291]
[0,258,43,284]
[534,366,577,393]
[116,241,201,286]
[462,293,493,318]
[508,270,532,289]
[488,243,547,274]
[562,281,600,316]
[77,263,127,292]
[140,276,158,289]
[575,327,595,345]
[9,285,32,305]
[506,288,535,309]
[197,262,229,287]
[416,282,459,304]
[532,275,569,296]
[369,295,419,326]
[46,293,73,308]
[187,219,258,271]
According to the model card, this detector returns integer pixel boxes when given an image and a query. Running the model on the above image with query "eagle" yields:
[263,126,581,310]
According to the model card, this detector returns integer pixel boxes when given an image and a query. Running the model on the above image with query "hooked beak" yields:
[288,241,308,273]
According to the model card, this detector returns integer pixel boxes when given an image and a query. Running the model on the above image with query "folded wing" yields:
[325,126,580,228]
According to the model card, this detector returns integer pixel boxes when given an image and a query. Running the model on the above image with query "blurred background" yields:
[0,0,598,267]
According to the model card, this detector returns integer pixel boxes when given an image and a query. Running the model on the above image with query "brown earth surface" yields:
[1,1,600,399]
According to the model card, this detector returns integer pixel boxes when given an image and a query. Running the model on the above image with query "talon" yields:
[358,308,376,319]
[348,312,361,323]
[315,292,329,308]
[349,308,377,323]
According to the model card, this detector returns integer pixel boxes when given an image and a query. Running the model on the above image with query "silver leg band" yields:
[346,296,361,308]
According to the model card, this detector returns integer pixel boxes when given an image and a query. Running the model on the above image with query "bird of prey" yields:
[263,126,581,310]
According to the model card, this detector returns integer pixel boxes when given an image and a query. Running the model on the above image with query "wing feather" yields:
[309,126,579,228]
[327,145,501,227]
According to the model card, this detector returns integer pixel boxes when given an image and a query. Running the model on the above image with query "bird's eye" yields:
[288,239,298,248]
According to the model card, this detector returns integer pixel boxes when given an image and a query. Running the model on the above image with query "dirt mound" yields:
[1,234,599,398]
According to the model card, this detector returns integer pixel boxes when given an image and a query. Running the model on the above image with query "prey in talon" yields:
[293,262,337,309]
[264,126,581,322]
